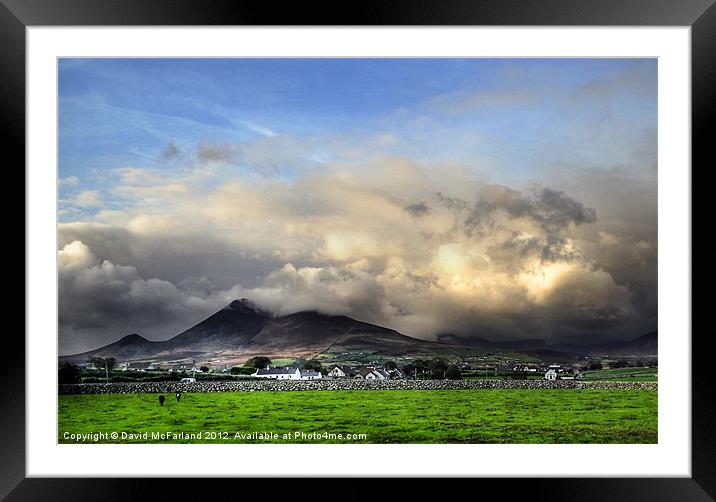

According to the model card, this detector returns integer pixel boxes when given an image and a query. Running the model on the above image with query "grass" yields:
[58,389,656,444]
[582,367,658,381]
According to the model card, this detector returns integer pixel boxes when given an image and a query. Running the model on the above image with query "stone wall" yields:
[59,379,657,395]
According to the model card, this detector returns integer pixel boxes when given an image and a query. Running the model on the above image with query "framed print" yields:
[6,0,714,500]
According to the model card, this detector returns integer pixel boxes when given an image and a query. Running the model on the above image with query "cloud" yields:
[242,121,277,137]
[427,88,537,115]
[161,141,182,160]
[404,202,431,217]
[59,176,80,187]
[570,63,657,104]
[197,143,233,163]
[71,190,103,208]
[58,158,654,352]
[58,239,247,354]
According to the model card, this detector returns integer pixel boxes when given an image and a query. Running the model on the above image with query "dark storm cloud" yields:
[58,222,284,291]
[161,141,182,160]
[435,192,468,212]
[462,184,597,261]
[404,202,431,217]
[58,161,656,352]
[465,185,596,235]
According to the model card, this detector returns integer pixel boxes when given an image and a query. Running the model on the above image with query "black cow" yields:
[158,395,165,406]
[176,392,181,402]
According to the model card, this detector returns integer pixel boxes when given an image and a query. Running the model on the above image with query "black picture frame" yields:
[5,0,713,500]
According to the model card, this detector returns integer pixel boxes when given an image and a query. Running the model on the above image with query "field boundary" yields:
[59,379,657,394]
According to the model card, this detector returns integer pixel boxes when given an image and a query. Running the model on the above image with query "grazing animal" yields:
[159,395,165,406]
[176,392,181,402]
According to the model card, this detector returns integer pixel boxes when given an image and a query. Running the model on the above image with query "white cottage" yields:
[253,366,324,380]
[545,369,558,381]
[299,369,323,380]
[328,366,355,378]
[253,366,301,380]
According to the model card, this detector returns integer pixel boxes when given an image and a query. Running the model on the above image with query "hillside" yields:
[60,299,445,363]
[586,332,658,357]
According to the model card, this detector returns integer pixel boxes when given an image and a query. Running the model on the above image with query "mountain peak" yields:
[117,333,149,344]
[226,298,268,316]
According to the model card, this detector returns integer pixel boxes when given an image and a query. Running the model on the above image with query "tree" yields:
[402,363,416,379]
[230,366,242,375]
[245,356,272,369]
[429,358,449,379]
[410,359,431,379]
[88,357,116,383]
[89,357,116,371]
[588,360,603,370]
[384,361,397,371]
[303,359,323,372]
[58,362,81,384]
[611,360,629,369]
[445,366,463,380]
[200,365,210,373]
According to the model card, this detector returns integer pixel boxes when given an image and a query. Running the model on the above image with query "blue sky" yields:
[59,58,656,218]
[58,59,658,352]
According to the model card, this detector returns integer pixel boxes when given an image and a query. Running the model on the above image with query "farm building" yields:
[355,368,391,380]
[253,367,301,379]
[169,363,198,373]
[328,366,356,378]
[513,364,540,372]
[299,369,322,380]
[252,366,324,380]
[545,368,583,381]
[387,367,405,379]
[127,362,153,372]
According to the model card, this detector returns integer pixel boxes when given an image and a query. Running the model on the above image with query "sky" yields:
[58,58,658,354]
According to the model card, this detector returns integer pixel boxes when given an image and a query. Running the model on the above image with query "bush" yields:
[303,359,323,372]
[231,366,255,375]
[429,358,449,379]
[445,366,463,380]
[58,362,81,384]
[245,356,271,369]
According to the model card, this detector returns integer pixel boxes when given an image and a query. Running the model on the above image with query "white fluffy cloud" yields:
[58,157,655,353]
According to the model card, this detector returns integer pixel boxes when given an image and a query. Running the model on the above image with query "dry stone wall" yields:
[59,379,657,394]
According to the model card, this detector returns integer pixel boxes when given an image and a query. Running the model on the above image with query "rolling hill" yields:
[586,331,658,357]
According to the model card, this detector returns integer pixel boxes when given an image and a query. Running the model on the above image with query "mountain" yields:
[60,299,658,364]
[586,331,658,357]
[66,333,159,362]
[436,334,548,351]
[60,299,445,364]
[160,299,271,357]
[437,331,657,358]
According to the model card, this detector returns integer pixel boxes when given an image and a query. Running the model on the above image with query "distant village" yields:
[60,348,658,387]
[77,359,586,382]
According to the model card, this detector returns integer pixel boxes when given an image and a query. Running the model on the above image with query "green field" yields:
[582,367,658,381]
[59,389,657,444]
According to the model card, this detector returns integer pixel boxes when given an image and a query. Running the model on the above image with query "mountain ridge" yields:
[60,299,657,364]
[60,299,444,363]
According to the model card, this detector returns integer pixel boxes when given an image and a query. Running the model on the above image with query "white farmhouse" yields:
[328,366,355,378]
[252,366,324,380]
[545,369,558,381]
[299,369,323,380]
[253,366,301,380]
